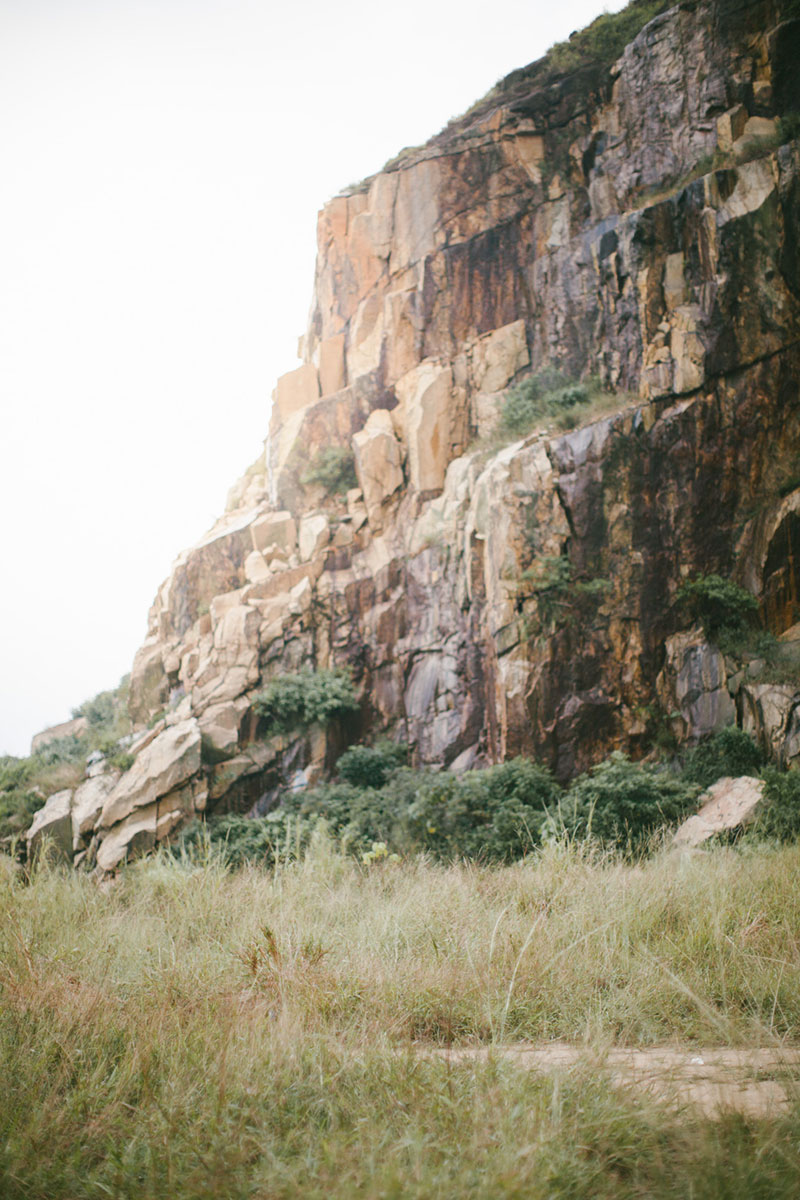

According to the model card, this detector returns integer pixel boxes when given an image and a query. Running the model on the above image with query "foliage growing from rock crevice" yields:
[300,446,357,496]
[676,575,759,644]
[254,668,360,736]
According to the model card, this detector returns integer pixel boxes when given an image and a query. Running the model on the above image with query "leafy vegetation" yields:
[542,0,670,78]
[499,369,594,439]
[254,667,360,736]
[336,739,409,788]
[1,678,132,846]
[300,446,357,495]
[520,555,611,634]
[556,752,697,851]
[682,727,767,790]
[753,767,800,843]
[676,574,759,645]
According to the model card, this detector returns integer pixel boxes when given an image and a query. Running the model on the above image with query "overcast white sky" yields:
[0,0,626,756]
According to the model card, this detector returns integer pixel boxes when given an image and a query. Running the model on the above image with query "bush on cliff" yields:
[300,446,357,495]
[254,667,360,736]
[676,575,759,644]
[499,369,588,439]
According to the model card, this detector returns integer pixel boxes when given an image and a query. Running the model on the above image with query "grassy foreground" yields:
[3,839,800,1197]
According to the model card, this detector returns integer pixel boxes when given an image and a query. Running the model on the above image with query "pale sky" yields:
[0,0,627,756]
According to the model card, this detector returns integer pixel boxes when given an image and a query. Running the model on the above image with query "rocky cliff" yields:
[51,0,800,869]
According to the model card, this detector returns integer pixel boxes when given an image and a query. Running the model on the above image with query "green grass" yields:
[3,842,800,1196]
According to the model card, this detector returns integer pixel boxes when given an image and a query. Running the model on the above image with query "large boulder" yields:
[71,772,120,848]
[99,718,202,829]
[674,776,765,847]
[26,789,73,860]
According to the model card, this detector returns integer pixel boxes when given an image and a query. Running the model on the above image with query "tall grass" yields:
[3,841,800,1196]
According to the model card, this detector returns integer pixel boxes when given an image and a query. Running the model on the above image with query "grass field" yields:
[3,839,800,1197]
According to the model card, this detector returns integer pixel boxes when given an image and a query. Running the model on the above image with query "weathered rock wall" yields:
[67,0,800,869]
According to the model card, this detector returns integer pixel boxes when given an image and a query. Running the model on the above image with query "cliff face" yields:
[75,0,800,868]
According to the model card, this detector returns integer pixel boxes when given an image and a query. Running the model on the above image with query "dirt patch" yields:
[416,1043,800,1118]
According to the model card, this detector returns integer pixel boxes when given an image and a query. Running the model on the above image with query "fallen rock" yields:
[26,789,73,860]
[673,776,765,847]
[298,512,330,561]
[99,718,201,829]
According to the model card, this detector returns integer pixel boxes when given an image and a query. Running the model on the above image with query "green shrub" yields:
[539,0,669,79]
[300,447,357,495]
[246,757,563,864]
[778,112,800,144]
[676,575,759,644]
[71,676,132,747]
[752,767,800,842]
[520,555,610,634]
[401,758,562,862]
[336,741,409,788]
[106,750,135,772]
[494,368,619,442]
[682,727,766,790]
[289,780,401,851]
[558,752,697,850]
[254,667,360,736]
[176,811,312,869]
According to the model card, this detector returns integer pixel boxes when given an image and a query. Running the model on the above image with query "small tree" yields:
[676,575,759,643]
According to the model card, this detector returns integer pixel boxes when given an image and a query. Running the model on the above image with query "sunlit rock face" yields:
[85,0,800,864]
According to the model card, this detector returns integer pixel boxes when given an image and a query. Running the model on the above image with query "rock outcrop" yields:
[46,0,800,867]
[673,775,766,846]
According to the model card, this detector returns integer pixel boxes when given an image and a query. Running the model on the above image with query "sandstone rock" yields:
[469,320,529,393]
[112,0,800,847]
[30,716,88,755]
[244,550,271,584]
[317,333,346,395]
[716,104,748,153]
[273,363,320,422]
[673,776,765,847]
[129,720,166,757]
[72,773,119,845]
[100,718,201,829]
[96,797,190,872]
[740,683,800,765]
[197,700,247,753]
[352,409,405,530]
[347,487,368,531]
[394,360,465,494]
[26,789,73,860]
[251,511,296,555]
[298,513,330,561]
[347,293,384,381]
